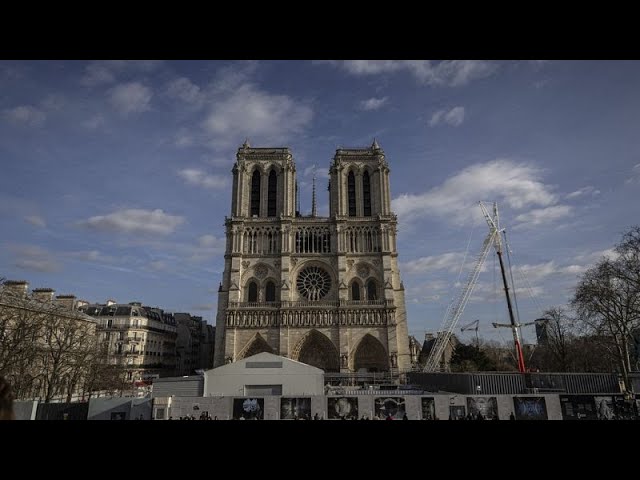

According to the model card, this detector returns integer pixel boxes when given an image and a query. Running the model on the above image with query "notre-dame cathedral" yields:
[213,140,411,373]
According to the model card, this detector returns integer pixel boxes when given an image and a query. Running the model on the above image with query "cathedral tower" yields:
[214,140,411,373]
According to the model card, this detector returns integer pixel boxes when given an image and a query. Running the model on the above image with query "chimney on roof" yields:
[54,294,77,311]
[3,280,29,298]
[32,288,56,303]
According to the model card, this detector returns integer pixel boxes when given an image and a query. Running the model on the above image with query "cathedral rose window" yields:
[297,266,331,300]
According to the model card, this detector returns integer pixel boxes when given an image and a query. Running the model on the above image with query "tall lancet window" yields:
[363,170,372,216]
[250,170,261,217]
[248,281,258,302]
[265,281,276,302]
[351,281,361,301]
[348,171,356,217]
[267,169,277,217]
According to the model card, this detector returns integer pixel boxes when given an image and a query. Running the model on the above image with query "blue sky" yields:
[1,60,639,344]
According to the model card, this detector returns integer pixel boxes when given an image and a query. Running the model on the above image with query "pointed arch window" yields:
[247,281,258,302]
[250,170,261,217]
[348,171,356,217]
[363,170,372,216]
[367,279,377,300]
[267,169,277,217]
[351,281,361,301]
[265,281,276,302]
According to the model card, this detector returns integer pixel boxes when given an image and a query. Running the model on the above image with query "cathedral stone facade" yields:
[213,140,411,373]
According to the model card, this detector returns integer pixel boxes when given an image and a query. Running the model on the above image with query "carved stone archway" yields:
[237,332,274,360]
[352,334,389,372]
[291,329,340,372]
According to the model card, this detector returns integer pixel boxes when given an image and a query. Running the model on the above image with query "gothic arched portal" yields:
[292,330,340,372]
[238,333,274,359]
[353,334,389,372]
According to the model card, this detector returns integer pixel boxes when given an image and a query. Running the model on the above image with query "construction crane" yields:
[460,319,480,349]
[424,201,527,373]
[491,319,548,330]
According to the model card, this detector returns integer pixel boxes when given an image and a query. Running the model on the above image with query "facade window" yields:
[351,281,361,301]
[248,282,258,302]
[250,170,261,217]
[367,280,377,300]
[265,281,276,302]
[363,171,372,216]
[348,171,356,217]
[267,169,277,217]
[107,319,113,328]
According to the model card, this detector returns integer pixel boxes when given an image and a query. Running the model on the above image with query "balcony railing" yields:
[228,299,391,309]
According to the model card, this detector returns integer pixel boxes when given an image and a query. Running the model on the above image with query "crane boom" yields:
[424,229,497,372]
[424,201,528,373]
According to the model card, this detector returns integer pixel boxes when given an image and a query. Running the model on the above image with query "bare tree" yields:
[39,308,97,402]
[614,226,640,289]
[480,338,518,371]
[1,280,109,402]
[572,228,640,390]
[0,283,42,398]
[539,307,576,371]
[81,341,126,399]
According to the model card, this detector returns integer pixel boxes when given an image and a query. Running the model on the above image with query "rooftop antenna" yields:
[311,164,317,217]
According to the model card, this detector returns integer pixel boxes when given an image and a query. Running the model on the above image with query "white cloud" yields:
[401,252,465,274]
[625,163,640,185]
[108,82,152,115]
[147,260,169,272]
[178,169,228,189]
[210,61,260,93]
[302,166,329,179]
[203,155,234,167]
[392,159,557,224]
[359,97,388,111]
[565,186,600,199]
[572,248,619,264]
[561,264,588,275]
[198,234,223,248]
[513,205,573,228]
[530,60,550,70]
[81,209,185,235]
[188,235,225,262]
[320,60,497,86]
[81,62,118,86]
[174,128,195,147]
[516,261,558,283]
[203,83,313,146]
[83,114,106,130]
[41,94,65,111]
[405,280,449,303]
[24,215,46,228]
[10,245,59,272]
[65,250,116,264]
[3,105,46,126]
[429,106,465,127]
[80,60,163,87]
[166,77,203,106]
